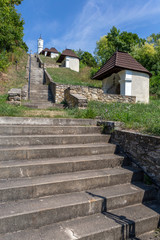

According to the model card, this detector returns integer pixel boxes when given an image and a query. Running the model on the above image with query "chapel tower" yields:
[37,35,44,54]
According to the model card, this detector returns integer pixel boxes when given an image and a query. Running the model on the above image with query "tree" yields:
[131,34,160,96]
[75,49,84,60]
[94,26,145,65]
[80,51,97,67]
[0,0,27,52]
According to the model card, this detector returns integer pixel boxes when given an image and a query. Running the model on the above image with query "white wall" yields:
[119,70,132,96]
[61,57,79,72]
[66,57,79,72]
[38,39,44,54]
[102,69,150,103]
[131,71,149,103]
[51,53,59,59]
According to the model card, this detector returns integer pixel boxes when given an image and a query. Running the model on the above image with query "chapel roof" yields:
[57,49,79,63]
[93,51,152,80]
[48,47,59,53]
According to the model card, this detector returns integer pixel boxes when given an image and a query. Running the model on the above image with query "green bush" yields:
[0,51,10,71]
[90,66,100,78]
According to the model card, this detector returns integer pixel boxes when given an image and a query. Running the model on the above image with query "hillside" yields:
[0,49,28,95]
[47,67,102,88]
[39,55,102,88]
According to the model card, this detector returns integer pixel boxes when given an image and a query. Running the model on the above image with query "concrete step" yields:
[0,202,159,239]
[0,134,110,148]
[22,102,54,109]
[0,167,143,201]
[0,154,125,178]
[0,117,98,126]
[0,125,101,135]
[30,90,50,94]
[30,85,49,90]
[29,96,53,101]
[0,183,155,234]
[0,142,116,161]
[30,92,52,97]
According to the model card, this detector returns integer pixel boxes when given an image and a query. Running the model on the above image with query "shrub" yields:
[0,51,10,72]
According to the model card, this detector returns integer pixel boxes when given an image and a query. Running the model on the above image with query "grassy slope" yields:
[0,49,28,95]
[40,55,101,87]
[66,100,160,136]
[39,55,60,66]
[47,67,102,88]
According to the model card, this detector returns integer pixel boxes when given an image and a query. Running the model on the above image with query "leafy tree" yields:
[94,36,109,65]
[80,51,97,67]
[131,43,156,72]
[75,49,84,59]
[94,26,145,65]
[0,0,27,52]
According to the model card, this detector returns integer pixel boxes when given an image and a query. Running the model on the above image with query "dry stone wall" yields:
[111,129,160,186]
[44,70,136,104]
[64,88,88,108]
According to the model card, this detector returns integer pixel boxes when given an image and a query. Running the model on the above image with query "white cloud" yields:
[43,0,160,53]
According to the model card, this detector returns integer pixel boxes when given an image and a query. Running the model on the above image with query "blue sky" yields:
[17,0,160,54]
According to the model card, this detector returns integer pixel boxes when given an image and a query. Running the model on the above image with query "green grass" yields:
[0,49,28,94]
[66,100,160,136]
[0,95,26,117]
[0,93,160,136]
[39,55,60,66]
[47,67,102,88]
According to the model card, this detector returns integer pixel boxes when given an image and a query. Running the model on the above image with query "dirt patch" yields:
[23,110,67,118]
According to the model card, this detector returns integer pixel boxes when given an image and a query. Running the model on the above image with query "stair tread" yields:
[0,117,98,126]
[0,167,140,189]
[0,153,122,168]
[0,142,111,150]
[0,182,153,218]
[0,202,159,240]
[0,133,107,138]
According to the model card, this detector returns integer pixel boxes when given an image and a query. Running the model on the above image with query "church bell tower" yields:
[37,35,44,54]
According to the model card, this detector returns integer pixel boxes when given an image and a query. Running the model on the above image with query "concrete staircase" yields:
[23,55,59,109]
[0,117,159,240]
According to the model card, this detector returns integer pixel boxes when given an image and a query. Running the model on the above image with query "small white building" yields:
[47,48,59,58]
[40,48,50,56]
[37,36,44,54]
[93,51,152,103]
[57,49,80,72]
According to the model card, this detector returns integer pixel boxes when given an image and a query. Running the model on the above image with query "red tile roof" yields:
[93,51,152,80]
[57,49,79,63]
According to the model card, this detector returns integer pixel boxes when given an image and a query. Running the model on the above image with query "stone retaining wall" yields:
[110,129,160,186]
[44,70,136,104]
[64,88,88,108]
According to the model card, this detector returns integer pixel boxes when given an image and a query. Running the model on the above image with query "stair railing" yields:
[28,52,31,100]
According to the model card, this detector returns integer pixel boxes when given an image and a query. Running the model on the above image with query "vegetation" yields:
[47,67,102,88]
[94,26,145,65]
[0,0,27,72]
[0,48,28,94]
[66,100,160,136]
[94,27,160,97]
[0,93,159,136]
[75,50,97,67]
[39,55,60,66]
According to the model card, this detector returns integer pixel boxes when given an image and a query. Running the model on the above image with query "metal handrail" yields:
[28,53,31,100]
